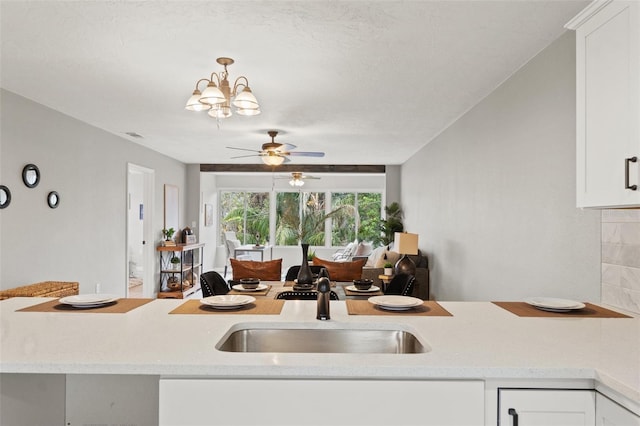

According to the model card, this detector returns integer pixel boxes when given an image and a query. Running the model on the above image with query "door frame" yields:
[126,163,155,298]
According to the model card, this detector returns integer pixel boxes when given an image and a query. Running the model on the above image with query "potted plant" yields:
[162,227,176,246]
[375,202,404,246]
[383,262,394,276]
[170,256,181,270]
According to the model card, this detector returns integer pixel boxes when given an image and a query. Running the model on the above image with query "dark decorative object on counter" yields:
[296,243,314,287]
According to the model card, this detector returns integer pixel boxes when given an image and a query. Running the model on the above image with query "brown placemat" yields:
[346,300,453,316]
[284,280,336,287]
[17,298,153,313]
[492,302,631,318]
[169,299,284,315]
[228,285,272,296]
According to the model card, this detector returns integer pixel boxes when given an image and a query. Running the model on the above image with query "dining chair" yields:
[383,274,415,296]
[275,291,339,301]
[200,271,231,297]
[284,265,330,282]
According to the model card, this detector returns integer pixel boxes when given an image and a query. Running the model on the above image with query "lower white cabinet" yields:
[596,393,640,425]
[159,379,484,426]
[499,389,595,426]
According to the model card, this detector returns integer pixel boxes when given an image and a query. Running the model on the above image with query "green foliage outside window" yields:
[220,191,269,244]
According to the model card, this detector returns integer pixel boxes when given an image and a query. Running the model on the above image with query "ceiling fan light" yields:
[289,178,304,187]
[185,90,211,111]
[262,155,285,166]
[199,82,226,105]
[232,87,259,109]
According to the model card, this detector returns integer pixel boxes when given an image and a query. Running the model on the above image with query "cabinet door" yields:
[596,393,640,425]
[575,1,640,208]
[499,389,595,426]
[160,379,484,426]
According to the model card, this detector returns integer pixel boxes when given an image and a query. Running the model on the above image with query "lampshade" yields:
[199,82,226,105]
[208,104,232,119]
[262,155,285,166]
[232,87,259,109]
[393,232,418,255]
[236,106,261,116]
[185,90,211,111]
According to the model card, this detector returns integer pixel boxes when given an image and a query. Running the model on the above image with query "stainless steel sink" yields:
[216,326,427,354]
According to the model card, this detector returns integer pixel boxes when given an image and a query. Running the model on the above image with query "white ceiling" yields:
[1,0,588,166]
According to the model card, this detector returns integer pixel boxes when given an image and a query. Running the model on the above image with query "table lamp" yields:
[392,232,419,275]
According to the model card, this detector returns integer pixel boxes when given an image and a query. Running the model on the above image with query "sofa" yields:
[360,250,430,300]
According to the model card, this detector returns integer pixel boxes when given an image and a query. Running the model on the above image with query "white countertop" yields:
[1,298,638,406]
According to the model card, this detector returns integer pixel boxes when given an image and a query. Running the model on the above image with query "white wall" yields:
[401,32,601,302]
[0,90,187,295]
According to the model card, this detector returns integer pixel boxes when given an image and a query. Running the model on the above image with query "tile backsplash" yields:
[602,209,640,314]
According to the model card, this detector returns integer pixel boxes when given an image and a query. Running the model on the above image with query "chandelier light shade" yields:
[185,57,260,119]
[289,177,305,187]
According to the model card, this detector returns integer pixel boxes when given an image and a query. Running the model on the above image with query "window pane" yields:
[301,192,326,246]
[331,193,356,245]
[275,192,300,246]
[219,191,269,245]
[357,192,382,243]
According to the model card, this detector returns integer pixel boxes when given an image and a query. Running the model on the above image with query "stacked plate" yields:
[200,295,255,309]
[59,294,119,308]
[525,297,585,313]
[346,285,380,293]
[232,284,268,292]
[368,295,424,311]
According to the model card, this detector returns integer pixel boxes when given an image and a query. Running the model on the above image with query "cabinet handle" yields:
[625,157,638,190]
[508,408,519,426]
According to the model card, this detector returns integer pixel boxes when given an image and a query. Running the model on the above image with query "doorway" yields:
[127,163,155,298]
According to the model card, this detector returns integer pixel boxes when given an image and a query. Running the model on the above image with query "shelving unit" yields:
[156,243,204,299]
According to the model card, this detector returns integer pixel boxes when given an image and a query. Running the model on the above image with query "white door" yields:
[127,163,155,298]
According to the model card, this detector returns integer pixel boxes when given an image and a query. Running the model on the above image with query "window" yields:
[220,190,382,247]
[219,191,269,244]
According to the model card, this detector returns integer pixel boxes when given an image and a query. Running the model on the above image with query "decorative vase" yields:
[296,243,314,285]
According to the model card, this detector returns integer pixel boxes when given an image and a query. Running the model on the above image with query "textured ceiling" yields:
[0,0,588,165]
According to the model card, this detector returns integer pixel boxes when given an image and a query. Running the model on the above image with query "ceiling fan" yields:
[275,172,321,187]
[227,130,325,165]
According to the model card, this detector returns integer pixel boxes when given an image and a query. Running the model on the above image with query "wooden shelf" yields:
[157,242,205,252]
[158,282,201,299]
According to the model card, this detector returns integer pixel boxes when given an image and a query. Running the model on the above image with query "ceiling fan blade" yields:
[281,143,297,151]
[227,146,261,153]
[287,151,325,157]
[230,154,261,159]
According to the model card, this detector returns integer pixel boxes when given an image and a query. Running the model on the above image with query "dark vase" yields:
[296,243,314,284]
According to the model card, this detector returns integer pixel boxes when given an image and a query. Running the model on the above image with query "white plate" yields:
[232,284,268,292]
[59,294,119,307]
[200,295,255,309]
[525,297,585,312]
[368,295,424,311]
[346,285,380,293]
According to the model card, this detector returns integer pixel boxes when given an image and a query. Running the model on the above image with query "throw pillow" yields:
[374,250,401,268]
[366,245,386,267]
[231,258,282,281]
[353,241,373,257]
[312,257,366,281]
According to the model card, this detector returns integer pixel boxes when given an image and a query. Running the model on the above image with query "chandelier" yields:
[185,57,260,119]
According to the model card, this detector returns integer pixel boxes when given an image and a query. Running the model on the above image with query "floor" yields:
[128,277,143,298]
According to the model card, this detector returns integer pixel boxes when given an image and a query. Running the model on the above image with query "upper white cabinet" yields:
[566,0,640,208]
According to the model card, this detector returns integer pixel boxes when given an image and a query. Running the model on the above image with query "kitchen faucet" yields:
[316,277,330,320]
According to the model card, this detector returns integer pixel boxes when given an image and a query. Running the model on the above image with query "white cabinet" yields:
[567,1,640,208]
[159,379,484,426]
[499,389,595,426]
[596,393,640,425]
